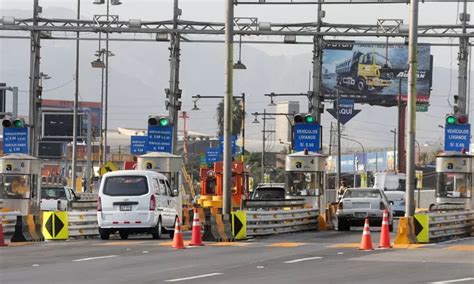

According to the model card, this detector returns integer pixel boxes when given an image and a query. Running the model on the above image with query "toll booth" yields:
[0,154,41,214]
[285,150,326,209]
[198,161,249,207]
[435,153,473,209]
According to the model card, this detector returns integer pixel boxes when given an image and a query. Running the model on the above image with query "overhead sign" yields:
[147,125,173,153]
[206,147,222,164]
[416,104,429,112]
[3,127,28,154]
[322,41,432,107]
[99,161,119,176]
[293,123,322,152]
[219,135,237,155]
[327,99,361,125]
[444,124,470,152]
[130,136,147,155]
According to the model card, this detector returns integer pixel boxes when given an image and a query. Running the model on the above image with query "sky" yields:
[0,0,473,151]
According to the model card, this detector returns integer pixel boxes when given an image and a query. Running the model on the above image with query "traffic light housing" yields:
[446,114,468,125]
[2,117,25,128]
[148,116,170,127]
[293,113,316,124]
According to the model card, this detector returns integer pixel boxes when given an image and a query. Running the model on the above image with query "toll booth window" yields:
[438,173,470,198]
[0,175,31,199]
[103,176,148,196]
[287,173,316,196]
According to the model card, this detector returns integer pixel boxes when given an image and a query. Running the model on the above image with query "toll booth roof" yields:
[139,152,182,159]
[287,151,326,158]
[437,152,474,158]
[0,153,38,160]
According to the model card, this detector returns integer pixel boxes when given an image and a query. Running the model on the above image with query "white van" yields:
[97,170,179,240]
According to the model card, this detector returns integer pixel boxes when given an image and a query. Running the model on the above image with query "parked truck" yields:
[335,51,392,91]
[374,172,406,216]
[40,186,79,211]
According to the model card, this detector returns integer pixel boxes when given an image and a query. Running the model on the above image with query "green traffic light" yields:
[305,115,315,123]
[159,118,169,127]
[13,119,24,128]
[446,115,456,125]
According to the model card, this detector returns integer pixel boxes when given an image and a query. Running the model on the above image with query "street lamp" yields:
[233,35,247,70]
[390,128,397,171]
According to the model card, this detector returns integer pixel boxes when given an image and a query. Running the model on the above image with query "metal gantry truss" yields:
[1,17,473,39]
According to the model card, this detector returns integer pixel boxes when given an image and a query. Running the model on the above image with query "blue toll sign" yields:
[147,125,173,153]
[130,136,147,155]
[293,123,322,152]
[444,124,471,152]
[219,135,237,155]
[206,147,222,164]
[3,127,28,154]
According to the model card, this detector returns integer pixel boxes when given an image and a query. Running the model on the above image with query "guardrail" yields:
[70,200,96,211]
[243,199,319,237]
[68,211,99,238]
[0,211,22,237]
[414,210,473,243]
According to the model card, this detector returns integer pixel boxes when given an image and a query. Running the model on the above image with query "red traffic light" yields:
[457,114,468,124]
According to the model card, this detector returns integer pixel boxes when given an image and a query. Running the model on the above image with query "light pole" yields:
[341,135,365,187]
[72,0,81,192]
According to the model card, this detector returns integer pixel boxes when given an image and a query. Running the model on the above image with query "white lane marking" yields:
[284,256,323,264]
[72,255,119,262]
[32,264,40,267]
[165,273,223,282]
[429,278,474,284]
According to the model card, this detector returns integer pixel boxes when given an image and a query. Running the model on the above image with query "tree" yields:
[216,99,245,137]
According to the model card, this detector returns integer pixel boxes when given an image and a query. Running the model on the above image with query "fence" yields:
[414,210,473,243]
[68,211,99,238]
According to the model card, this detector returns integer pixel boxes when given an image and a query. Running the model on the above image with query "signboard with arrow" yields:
[327,99,361,125]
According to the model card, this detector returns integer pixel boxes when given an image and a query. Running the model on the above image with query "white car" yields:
[384,191,406,217]
[336,188,393,231]
[97,170,179,240]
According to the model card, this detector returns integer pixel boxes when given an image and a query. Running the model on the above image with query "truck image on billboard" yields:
[322,41,432,106]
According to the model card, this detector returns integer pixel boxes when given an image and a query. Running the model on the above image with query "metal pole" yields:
[241,93,246,160]
[311,2,322,123]
[99,49,105,167]
[29,0,41,157]
[336,90,341,190]
[85,111,92,192]
[12,87,18,119]
[261,109,266,183]
[169,0,181,154]
[223,0,234,215]
[104,0,110,163]
[72,0,80,191]
[406,0,419,217]
[458,0,469,115]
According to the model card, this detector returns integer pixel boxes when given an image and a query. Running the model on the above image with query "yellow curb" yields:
[392,244,426,249]
[330,243,360,248]
[268,242,307,248]
[446,245,474,251]
[6,242,33,247]
[158,241,191,246]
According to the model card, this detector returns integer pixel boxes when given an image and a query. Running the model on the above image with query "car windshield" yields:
[41,188,66,199]
[344,189,381,198]
[103,176,148,196]
[252,188,285,200]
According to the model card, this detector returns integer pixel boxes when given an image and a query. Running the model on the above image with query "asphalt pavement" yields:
[1,227,473,284]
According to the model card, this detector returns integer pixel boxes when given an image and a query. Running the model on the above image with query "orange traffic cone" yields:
[172,217,185,249]
[359,218,373,251]
[189,208,203,246]
[379,209,391,249]
[0,223,7,247]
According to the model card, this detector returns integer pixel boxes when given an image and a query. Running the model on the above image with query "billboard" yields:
[322,41,432,106]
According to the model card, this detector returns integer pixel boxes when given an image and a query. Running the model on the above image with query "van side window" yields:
[159,179,168,196]
[163,179,172,196]
[157,179,167,195]
[152,178,160,195]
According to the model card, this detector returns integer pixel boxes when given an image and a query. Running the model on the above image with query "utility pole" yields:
[406,0,419,217]
[85,111,92,192]
[336,90,342,190]
[104,0,110,164]
[223,0,234,215]
[311,2,323,123]
[179,111,189,163]
[458,0,469,115]
[169,0,182,155]
[261,109,266,183]
[390,128,397,171]
[29,0,41,157]
[72,0,81,191]
[241,93,246,160]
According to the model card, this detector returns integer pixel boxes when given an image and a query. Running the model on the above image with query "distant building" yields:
[274,101,299,144]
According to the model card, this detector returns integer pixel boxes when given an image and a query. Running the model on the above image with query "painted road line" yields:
[428,277,474,284]
[72,255,119,262]
[284,256,323,264]
[208,242,251,247]
[165,273,223,282]
[446,245,474,251]
[330,243,426,249]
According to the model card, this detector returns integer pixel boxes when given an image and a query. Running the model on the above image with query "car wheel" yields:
[338,218,349,231]
[119,231,129,240]
[152,218,162,240]
[389,223,394,232]
[356,77,367,91]
[99,228,110,240]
